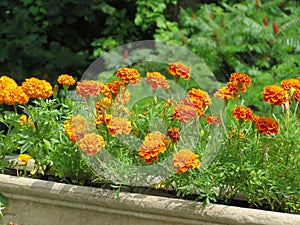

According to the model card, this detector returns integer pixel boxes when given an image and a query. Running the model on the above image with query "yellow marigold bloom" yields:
[57,74,76,86]
[22,77,53,99]
[64,115,87,142]
[78,133,106,155]
[172,149,200,174]
[168,62,191,80]
[95,113,112,126]
[76,80,103,98]
[232,106,254,121]
[3,86,29,105]
[19,114,34,127]
[255,117,279,135]
[173,98,198,123]
[116,88,130,104]
[188,88,211,111]
[18,154,32,165]
[262,85,288,106]
[145,72,170,90]
[0,76,18,104]
[138,131,169,164]
[229,72,252,88]
[116,68,141,84]
[107,117,132,135]
[228,130,245,139]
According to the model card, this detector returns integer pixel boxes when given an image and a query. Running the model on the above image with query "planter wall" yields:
[0,174,299,225]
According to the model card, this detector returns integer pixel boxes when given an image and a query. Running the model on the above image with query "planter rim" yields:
[1,174,299,225]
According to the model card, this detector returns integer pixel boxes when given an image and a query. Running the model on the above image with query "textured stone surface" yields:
[0,174,299,225]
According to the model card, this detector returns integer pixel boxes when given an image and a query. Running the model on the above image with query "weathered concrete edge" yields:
[0,174,299,225]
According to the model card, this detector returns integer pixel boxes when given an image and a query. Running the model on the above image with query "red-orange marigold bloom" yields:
[138,131,169,164]
[145,72,170,90]
[188,88,211,111]
[281,78,300,91]
[22,77,53,99]
[262,85,288,106]
[57,74,76,86]
[168,62,191,80]
[172,149,200,174]
[64,115,87,142]
[214,86,234,100]
[173,98,198,123]
[95,113,112,126]
[3,86,29,105]
[166,127,180,142]
[107,117,132,135]
[229,72,252,87]
[294,89,300,101]
[76,80,103,98]
[78,133,106,155]
[232,106,254,121]
[100,80,124,98]
[205,114,222,124]
[116,68,141,84]
[255,117,279,135]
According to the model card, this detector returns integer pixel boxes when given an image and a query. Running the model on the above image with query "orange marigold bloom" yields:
[95,113,112,126]
[232,106,254,121]
[22,77,53,99]
[100,80,124,98]
[205,114,222,124]
[173,98,198,123]
[116,88,130,104]
[107,117,132,135]
[78,133,106,155]
[228,130,245,139]
[168,62,191,80]
[19,115,34,127]
[229,72,252,88]
[294,89,300,101]
[138,131,169,164]
[187,88,211,111]
[262,85,288,106]
[17,154,32,165]
[64,115,87,142]
[145,72,170,90]
[166,127,180,142]
[0,76,18,104]
[76,80,103,98]
[58,74,76,86]
[255,117,279,135]
[116,68,141,84]
[214,86,234,100]
[3,86,29,105]
[281,78,300,91]
[172,149,200,174]
[96,98,113,113]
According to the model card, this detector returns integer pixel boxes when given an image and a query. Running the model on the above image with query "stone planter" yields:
[0,174,299,225]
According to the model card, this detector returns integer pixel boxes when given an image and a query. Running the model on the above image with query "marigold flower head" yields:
[96,98,113,113]
[22,77,53,99]
[187,88,211,111]
[294,89,300,101]
[57,74,76,86]
[166,127,180,142]
[107,117,132,135]
[168,62,191,80]
[116,68,141,84]
[281,78,300,91]
[173,98,198,123]
[229,72,252,88]
[76,80,103,98]
[138,131,169,164]
[145,72,170,90]
[172,149,200,174]
[205,114,222,124]
[214,85,234,100]
[19,114,35,127]
[95,113,112,126]
[101,80,124,98]
[255,117,279,135]
[3,86,29,105]
[64,115,87,142]
[0,76,18,89]
[232,106,254,121]
[227,130,245,139]
[78,133,106,155]
[18,154,32,165]
[262,85,288,106]
[116,88,130,104]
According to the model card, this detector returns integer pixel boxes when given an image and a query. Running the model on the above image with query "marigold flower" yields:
[64,115,87,142]
[0,75,18,89]
[101,80,124,98]
[168,62,191,80]
[173,98,198,123]
[262,85,288,106]
[205,114,222,124]
[19,115,34,127]
[166,127,180,142]
[18,154,32,165]
[281,78,300,91]
[116,88,130,104]
[116,68,141,84]
[232,106,254,121]
[95,113,112,126]
[3,86,29,105]
[214,85,234,100]
[227,130,245,139]
[138,131,169,164]
[255,117,279,135]
[145,72,170,90]
[294,89,300,101]
[22,77,53,99]
[57,74,76,86]
[78,133,106,155]
[76,80,103,98]
[96,98,113,113]
[187,88,211,111]
[172,149,200,174]
[107,117,132,135]
[229,72,252,88]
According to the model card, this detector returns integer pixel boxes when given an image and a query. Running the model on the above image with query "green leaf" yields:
[0,194,8,207]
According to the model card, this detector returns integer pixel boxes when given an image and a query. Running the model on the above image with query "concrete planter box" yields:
[1,174,299,225]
